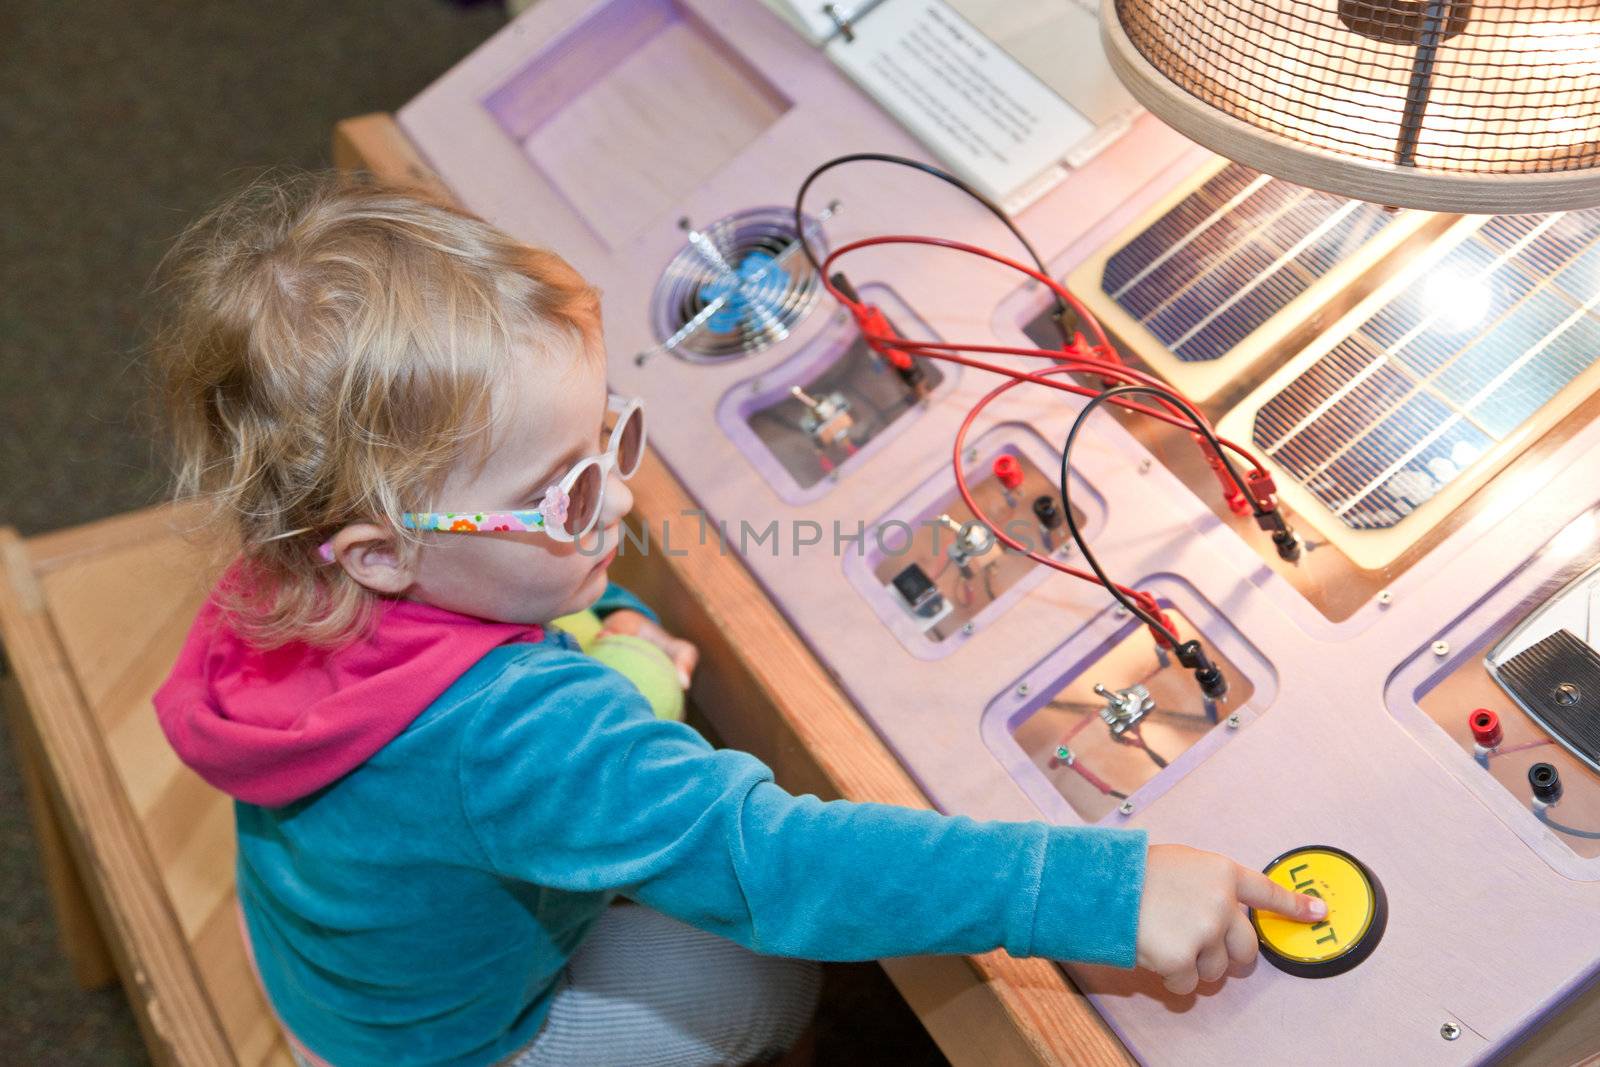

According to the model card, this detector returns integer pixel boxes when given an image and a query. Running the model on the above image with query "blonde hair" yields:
[155,171,601,648]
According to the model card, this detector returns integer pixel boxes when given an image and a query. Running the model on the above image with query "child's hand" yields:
[1136,844,1327,994]
[599,610,699,689]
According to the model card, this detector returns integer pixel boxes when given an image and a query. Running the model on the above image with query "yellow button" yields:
[1250,846,1386,978]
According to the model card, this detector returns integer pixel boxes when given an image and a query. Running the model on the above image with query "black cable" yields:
[1133,731,1170,769]
[792,153,1072,342]
[1078,381,1300,568]
[1062,388,1235,646]
[1061,384,1255,697]
[1102,383,1266,517]
[1535,807,1600,840]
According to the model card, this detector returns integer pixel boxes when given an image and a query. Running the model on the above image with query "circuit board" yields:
[402,1,1600,1061]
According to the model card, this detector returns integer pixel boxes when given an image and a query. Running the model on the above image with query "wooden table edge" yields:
[331,112,1131,1067]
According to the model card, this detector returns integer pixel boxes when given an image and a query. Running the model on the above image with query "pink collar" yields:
[154,567,544,807]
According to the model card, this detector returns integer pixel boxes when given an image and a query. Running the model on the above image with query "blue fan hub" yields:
[700,251,791,333]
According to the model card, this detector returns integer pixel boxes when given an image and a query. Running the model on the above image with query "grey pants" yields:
[507,905,821,1067]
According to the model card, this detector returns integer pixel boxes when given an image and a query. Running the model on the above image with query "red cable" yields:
[820,234,1113,349]
[896,342,1262,472]
[813,230,1277,641]
[950,362,1168,627]
[817,234,1271,485]
[1065,758,1121,797]
[889,340,1264,475]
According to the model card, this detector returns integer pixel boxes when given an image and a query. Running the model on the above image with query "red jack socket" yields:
[1469,708,1502,748]
[993,455,1024,490]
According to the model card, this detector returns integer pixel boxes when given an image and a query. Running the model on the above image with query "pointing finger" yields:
[1236,867,1326,922]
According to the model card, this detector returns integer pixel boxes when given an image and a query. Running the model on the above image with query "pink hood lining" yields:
[154,566,545,807]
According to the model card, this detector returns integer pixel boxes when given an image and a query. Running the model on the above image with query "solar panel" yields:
[1221,210,1600,570]
[1067,159,1432,402]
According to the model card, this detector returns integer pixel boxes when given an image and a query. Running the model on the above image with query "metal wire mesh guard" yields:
[1105,0,1600,212]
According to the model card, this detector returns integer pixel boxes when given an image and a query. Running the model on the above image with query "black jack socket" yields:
[1530,762,1563,805]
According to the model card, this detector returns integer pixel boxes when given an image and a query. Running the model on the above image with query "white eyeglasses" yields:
[398,395,645,543]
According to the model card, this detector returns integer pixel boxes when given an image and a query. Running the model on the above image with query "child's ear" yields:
[327,524,416,596]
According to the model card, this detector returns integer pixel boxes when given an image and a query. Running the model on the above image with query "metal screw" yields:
[835,311,850,325]
[1016,683,1031,697]
[1138,458,1152,474]
[1440,1023,1461,1041]
[964,448,979,465]
[1432,641,1450,657]
[1118,800,1135,815]
[1226,714,1241,729]
[828,471,841,484]
[1377,590,1393,606]
[1114,604,1130,617]
[1556,683,1581,706]
[961,622,975,636]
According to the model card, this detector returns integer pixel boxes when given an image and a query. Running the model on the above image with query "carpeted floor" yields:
[0,2,945,1063]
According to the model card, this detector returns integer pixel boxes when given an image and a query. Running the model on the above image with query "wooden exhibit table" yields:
[4,111,1598,1067]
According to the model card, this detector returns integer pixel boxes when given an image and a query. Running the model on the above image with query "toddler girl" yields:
[152,175,1323,1067]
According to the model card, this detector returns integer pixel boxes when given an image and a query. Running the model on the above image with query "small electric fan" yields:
[1104,0,1600,212]
[647,207,826,363]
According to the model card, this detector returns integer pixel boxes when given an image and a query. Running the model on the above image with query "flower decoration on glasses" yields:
[316,396,644,559]
[398,487,567,536]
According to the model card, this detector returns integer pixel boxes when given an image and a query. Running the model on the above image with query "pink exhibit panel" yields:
[398,1,1600,1061]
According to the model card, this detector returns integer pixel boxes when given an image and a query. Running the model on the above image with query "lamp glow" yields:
[1422,271,1493,333]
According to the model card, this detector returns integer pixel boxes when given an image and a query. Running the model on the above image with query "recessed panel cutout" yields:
[843,423,1102,658]
[482,0,791,249]
[1007,607,1255,822]
[718,283,949,503]
[980,576,1272,824]
[1386,509,1600,872]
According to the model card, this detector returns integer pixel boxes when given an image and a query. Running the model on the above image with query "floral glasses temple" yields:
[317,395,645,559]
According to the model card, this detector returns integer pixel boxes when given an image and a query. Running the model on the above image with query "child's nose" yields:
[601,476,634,526]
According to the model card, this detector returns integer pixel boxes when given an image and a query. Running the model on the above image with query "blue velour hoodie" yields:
[209,586,1148,1066]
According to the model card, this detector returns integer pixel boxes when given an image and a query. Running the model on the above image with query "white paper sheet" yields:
[825,0,1095,207]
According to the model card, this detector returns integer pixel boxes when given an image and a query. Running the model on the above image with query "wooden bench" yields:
[1,507,289,1066]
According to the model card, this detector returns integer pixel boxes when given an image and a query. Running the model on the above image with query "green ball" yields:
[550,609,604,650]
[587,634,686,722]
